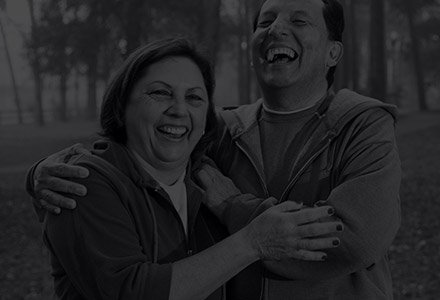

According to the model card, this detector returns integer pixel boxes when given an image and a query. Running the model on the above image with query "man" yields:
[27,0,400,298]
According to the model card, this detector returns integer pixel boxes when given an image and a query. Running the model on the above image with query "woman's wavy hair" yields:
[100,37,217,160]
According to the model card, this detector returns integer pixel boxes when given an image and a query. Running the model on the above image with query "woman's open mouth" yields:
[156,125,189,140]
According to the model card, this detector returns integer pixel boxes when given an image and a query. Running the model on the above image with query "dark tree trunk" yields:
[405,0,428,110]
[0,15,22,123]
[86,59,98,120]
[368,0,387,100]
[238,0,252,104]
[197,0,222,66]
[59,71,67,121]
[349,0,359,91]
[27,0,44,125]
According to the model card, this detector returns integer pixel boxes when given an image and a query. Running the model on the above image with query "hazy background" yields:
[0,0,439,299]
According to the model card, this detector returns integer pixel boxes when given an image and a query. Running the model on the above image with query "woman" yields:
[33,38,341,299]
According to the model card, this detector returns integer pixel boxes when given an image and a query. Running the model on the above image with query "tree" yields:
[368,0,387,100]
[403,0,428,110]
[25,0,45,125]
[38,0,73,121]
[0,0,23,123]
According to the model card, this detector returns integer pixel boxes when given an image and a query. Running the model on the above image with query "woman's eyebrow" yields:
[147,80,172,88]
[187,87,204,92]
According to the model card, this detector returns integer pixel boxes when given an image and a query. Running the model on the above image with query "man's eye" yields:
[258,20,273,27]
[292,19,307,26]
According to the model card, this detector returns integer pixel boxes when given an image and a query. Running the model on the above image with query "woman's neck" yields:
[129,148,187,185]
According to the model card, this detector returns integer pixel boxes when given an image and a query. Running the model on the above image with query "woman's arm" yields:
[46,160,340,299]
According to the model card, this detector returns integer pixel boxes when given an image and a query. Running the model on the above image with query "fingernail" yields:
[315,200,326,207]
[337,224,343,231]
[68,201,77,209]
[79,169,89,178]
[321,254,327,261]
[327,208,335,215]
[77,188,87,196]
[333,239,340,246]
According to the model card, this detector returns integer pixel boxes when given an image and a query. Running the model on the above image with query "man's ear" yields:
[327,41,343,68]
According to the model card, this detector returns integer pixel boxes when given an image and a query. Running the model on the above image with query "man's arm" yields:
[263,108,401,279]
[24,143,90,218]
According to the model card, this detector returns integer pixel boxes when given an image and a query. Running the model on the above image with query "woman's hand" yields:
[243,201,343,261]
[31,143,90,213]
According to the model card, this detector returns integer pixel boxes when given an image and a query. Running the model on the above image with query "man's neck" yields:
[262,81,328,112]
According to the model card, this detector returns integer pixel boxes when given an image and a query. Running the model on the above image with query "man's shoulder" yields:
[328,89,397,134]
[215,99,263,135]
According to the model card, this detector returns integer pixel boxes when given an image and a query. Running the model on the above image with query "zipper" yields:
[279,133,335,203]
[154,187,192,255]
[235,140,270,198]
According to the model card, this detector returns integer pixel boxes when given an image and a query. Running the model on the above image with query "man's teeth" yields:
[158,126,188,135]
[266,47,298,62]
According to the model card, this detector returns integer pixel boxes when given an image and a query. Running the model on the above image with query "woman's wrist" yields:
[233,226,261,263]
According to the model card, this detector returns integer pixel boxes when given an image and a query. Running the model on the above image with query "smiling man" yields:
[198,0,401,299]
[26,0,401,299]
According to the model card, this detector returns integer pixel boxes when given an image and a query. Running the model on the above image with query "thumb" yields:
[70,143,90,155]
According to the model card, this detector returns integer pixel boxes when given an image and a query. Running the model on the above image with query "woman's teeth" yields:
[157,125,188,137]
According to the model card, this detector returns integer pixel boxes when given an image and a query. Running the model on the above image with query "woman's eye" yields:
[187,94,204,102]
[150,89,171,97]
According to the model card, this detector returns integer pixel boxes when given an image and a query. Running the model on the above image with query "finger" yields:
[295,237,340,250]
[201,164,225,181]
[296,222,344,238]
[39,176,87,196]
[292,206,335,225]
[38,189,76,209]
[273,200,304,212]
[45,163,89,178]
[39,199,61,214]
[290,249,328,261]
[70,143,90,155]
[196,169,213,189]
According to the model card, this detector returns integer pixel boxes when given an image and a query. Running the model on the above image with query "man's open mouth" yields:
[157,125,189,139]
[265,47,299,64]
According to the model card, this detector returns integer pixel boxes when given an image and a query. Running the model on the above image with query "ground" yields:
[0,113,439,299]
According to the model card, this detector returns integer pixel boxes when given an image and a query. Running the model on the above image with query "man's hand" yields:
[196,164,242,218]
[244,201,343,261]
[33,143,90,214]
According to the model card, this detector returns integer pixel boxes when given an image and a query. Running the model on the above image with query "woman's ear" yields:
[326,41,343,68]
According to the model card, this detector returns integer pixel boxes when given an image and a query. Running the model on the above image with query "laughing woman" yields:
[35,38,341,300]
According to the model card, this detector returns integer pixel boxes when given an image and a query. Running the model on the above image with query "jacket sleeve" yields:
[263,108,401,280]
[43,162,172,299]
[25,159,46,222]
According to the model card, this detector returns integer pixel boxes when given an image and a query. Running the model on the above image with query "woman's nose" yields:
[166,98,188,117]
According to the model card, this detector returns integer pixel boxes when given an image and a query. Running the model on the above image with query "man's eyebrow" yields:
[259,11,276,19]
[291,10,312,18]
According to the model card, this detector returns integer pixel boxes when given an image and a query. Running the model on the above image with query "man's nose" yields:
[268,18,288,38]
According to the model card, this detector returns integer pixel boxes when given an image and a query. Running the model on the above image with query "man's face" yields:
[251,0,337,89]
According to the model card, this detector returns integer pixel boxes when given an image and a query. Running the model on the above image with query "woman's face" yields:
[125,56,209,171]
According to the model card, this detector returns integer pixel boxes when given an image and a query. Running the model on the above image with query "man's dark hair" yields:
[252,0,345,88]
[100,37,217,160]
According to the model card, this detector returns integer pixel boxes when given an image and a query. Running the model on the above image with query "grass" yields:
[0,117,439,299]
